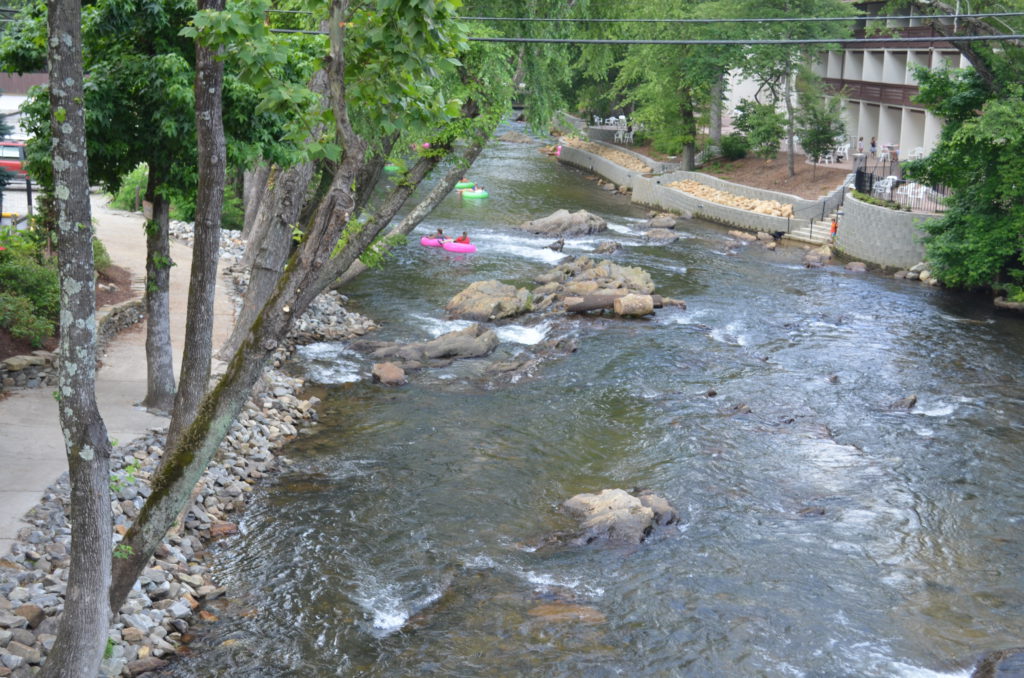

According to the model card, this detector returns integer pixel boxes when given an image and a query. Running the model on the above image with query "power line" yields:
[466,34,1022,45]
[267,28,1023,45]
[458,11,1024,24]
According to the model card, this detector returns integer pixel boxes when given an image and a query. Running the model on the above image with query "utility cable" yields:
[458,11,1024,25]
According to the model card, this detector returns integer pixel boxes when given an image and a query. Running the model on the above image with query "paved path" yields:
[0,195,235,555]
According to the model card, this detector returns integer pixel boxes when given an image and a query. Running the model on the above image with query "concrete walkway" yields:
[0,195,235,555]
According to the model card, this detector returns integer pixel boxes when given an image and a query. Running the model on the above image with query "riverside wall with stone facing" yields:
[0,299,144,395]
[836,194,932,269]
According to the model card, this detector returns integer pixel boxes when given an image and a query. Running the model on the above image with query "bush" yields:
[109,163,149,212]
[93,237,112,272]
[720,133,749,160]
[0,250,59,320]
[0,292,54,347]
[852,190,908,211]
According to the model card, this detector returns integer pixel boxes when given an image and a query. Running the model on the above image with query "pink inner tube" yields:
[443,241,476,253]
[420,236,444,247]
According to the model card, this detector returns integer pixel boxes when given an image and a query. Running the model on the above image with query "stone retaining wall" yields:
[631,176,808,234]
[836,194,933,269]
[0,298,144,394]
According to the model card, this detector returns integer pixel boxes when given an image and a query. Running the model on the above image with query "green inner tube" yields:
[462,189,488,199]
[384,164,400,174]
[455,181,475,189]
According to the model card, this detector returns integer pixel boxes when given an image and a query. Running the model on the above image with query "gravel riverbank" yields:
[0,223,376,677]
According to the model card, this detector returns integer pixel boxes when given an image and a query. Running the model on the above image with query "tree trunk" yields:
[41,0,113,675]
[334,136,488,289]
[613,293,655,317]
[709,72,724,146]
[241,164,270,240]
[141,173,176,414]
[108,0,492,612]
[217,159,314,361]
[785,75,796,178]
[681,98,697,170]
[166,0,226,451]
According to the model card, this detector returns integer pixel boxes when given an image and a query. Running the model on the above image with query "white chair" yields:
[624,130,634,144]
[872,175,898,197]
[614,129,625,143]
[910,146,925,160]
[604,116,618,126]
[835,143,850,161]
[593,115,602,126]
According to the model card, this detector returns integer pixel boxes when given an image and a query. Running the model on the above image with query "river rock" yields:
[594,241,621,254]
[547,238,565,252]
[497,131,533,144]
[561,488,677,546]
[645,228,679,243]
[973,647,1024,678]
[12,605,42,629]
[355,324,499,368]
[518,209,608,236]
[372,362,406,386]
[647,214,677,229]
[845,261,867,272]
[889,394,917,410]
[527,602,606,624]
[910,262,928,273]
[127,656,169,676]
[637,491,679,526]
[728,229,757,242]
[446,280,531,321]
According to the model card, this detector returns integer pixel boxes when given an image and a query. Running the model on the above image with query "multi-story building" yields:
[813,2,968,159]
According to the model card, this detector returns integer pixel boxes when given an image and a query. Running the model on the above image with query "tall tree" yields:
[108,0,514,613]
[39,0,113,674]
[794,69,846,176]
[166,0,227,449]
[737,0,856,175]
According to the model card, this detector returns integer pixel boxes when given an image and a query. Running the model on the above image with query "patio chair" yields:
[872,175,899,197]
[614,129,625,143]
[909,146,925,160]
[835,143,850,161]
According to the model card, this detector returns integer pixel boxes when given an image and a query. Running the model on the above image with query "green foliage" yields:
[110,460,141,493]
[113,544,134,559]
[795,70,846,166]
[93,238,112,272]
[0,247,59,320]
[851,190,907,212]
[905,68,1024,290]
[0,292,54,347]
[719,132,749,160]
[109,164,149,212]
[733,100,786,161]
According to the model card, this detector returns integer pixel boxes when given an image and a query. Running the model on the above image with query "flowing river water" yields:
[162,125,1024,677]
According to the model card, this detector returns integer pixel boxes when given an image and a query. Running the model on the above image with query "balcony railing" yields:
[824,78,921,107]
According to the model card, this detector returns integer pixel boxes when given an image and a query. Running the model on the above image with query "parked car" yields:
[0,140,27,177]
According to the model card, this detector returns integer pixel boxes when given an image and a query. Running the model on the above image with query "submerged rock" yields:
[973,647,1024,678]
[889,394,918,410]
[355,324,499,368]
[561,488,678,546]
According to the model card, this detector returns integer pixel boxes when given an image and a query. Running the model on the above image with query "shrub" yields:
[851,190,905,211]
[0,292,54,347]
[720,133,749,160]
[109,163,149,212]
[0,250,59,320]
[93,237,112,272]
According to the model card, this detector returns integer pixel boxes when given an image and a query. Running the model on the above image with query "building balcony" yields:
[843,24,954,49]
[824,78,921,107]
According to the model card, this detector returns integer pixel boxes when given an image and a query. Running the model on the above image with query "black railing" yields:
[854,169,950,213]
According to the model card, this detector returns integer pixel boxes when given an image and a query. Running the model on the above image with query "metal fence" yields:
[853,169,950,213]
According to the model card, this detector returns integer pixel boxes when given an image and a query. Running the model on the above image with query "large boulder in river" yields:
[518,209,608,237]
[973,648,1024,678]
[353,324,499,368]
[446,280,531,321]
[562,488,678,545]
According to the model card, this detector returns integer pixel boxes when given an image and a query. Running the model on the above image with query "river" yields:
[160,124,1024,677]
